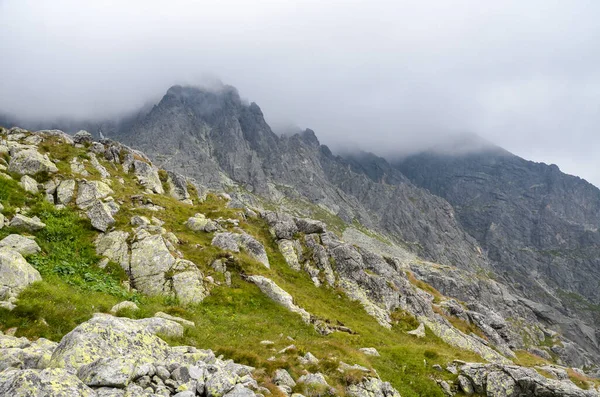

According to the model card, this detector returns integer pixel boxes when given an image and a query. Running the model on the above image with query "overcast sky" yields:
[1,0,599,186]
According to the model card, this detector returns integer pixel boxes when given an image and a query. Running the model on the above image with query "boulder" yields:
[211,233,269,268]
[155,311,195,327]
[167,171,191,201]
[109,301,139,314]
[9,214,46,231]
[49,315,170,372]
[76,180,113,209]
[205,367,238,397]
[407,323,426,338]
[248,275,310,323]
[8,149,58,175]
[0,368,95,396]
[273,369,296,388]
[73,130,93,144]
[224,384,256,397]
[19,175,39,194]
[297,373,329,387]
[132,160,164,194]
[87,200,116,232]
[295,218,326,234]
[212,232,240,252]
[262,211,298,239]
[0,247,42,299]
[129,233,175,296]
[346,378,401,397]
[56,179,76,204]
[277,239,301,271]
[76,356,137,388]
[186,213,218,233]
[170,260,208,305]
[95,231,130,271]
[359,347,380,357]
[0,234,41,255]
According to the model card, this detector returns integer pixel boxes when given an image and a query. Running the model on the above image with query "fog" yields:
[1,0,600,185]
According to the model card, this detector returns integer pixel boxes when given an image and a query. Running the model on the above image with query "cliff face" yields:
[111,85,488,272]
[394,148,600,351]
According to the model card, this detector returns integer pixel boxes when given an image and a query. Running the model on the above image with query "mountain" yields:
[2,84,600,396]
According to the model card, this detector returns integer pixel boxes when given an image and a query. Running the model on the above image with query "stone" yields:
[130,234,175,296]
[167,171,191,201]
[155,311,195,327]
[262,212,298,240]
[277,239,301,271]
[131,215,151,227]
[457,375,474,395]
[0,368,95,396]
[223,384,256,397]
[49,314,170,372]
[295,218,326,234]
[9,214,46,231]
[298,352,319,365]
[485,371,516,397]
[110,301,139,314]
[346,378,401,397]
[186,214,218,233]
[95,231,130,271]
[273,369,296,388]
[76,180,113,209]
[238,234,269,268]
[56,179,76,204]
[76,356,137,387]
[137,316,184,338]
[359,347,380,357]
[87,200,116,232]
[19,175,39,194]
[8,149,58,175]
[132,160,164,194]
[248,275,310,323]
[204,368,238,397]
[73,130,93,144]
[0,234,41,255]
[297,373,329,387]
[407,323,426,338]
[0,247,42,299]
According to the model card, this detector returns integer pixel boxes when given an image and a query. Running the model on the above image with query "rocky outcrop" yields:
[457,363,599,397]
[9,214,46,231]
[212,233,269,268]
[247,275,311,323]
[76,180,113,209]
[0,234,40,256]
[86,200,116,232]
[186,213,218,233]
[8,149,58,175]
[133,159,164,194]
[0,247,42,300]
[95,231,130,271]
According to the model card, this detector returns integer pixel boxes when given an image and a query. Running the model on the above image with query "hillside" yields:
[0,126,599,393]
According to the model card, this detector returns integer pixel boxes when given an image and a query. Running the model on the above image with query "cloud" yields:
[1,0,599,185]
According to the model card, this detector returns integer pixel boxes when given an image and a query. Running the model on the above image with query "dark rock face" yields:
[394,147,600,359]
[109,85,488,272]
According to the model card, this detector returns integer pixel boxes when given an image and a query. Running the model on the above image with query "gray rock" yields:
[457,375,474,395]
[295,218,326,234]
[132,160,164,194]
[19,175,39,194]
[0,247,42,299]
[56,179,76,204]
[224,384,256,397]
[346,378,401,397]
[154,311,195,327]
[359,347,380,357]
[407,323,426,338]
[167,171,191,201]
[9,214,46,231]
[109,301,139,314]
[137,316,184,338]
[73,130,93,144]
[130,233,176,296]
[49,314,170,372]
[204,368,238,397]
[186,213,218,233]
[248,275,310,323]
[76,356,137,387]
[273,369,296,388]
[262,212,298,239]
[0,368,95,396]
[297,373,329,387]
[0,234,41,255]
[95,231,130,271]
[76,180,113,209]
[87,200,116,232]
[212,232,241,252]
[8,149,58,175]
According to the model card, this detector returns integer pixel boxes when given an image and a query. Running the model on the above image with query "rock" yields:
[298,352,319,365]
[73,130,93,144]
[359,348,380,357]
[238,234,269,268]
[137,316,184,338]
[90,142,105,153]
[8,149,58,175]
[457,375,474,395]
[76,180,113,209]
[90,153,111,178]
[130,234,175,296]
[485,371,516,397]
[87,200,116,232]
[56,179,76,204]
[346,378,401,397]
[212,232,241,252]
[0,234,41,255]
[110,301,139,314]
[95,231,130,271]
[155,311,195,327]
[273,369,296,388]
[132,160,164,194]
[0,368,95,396]
[19,175,39,194]
[277,239,301,271]
[76,356,137,387]
[9,214,46,231]
[167,171,191,201]
[248,275,310,323]
[297,373,329,387]
[70,157,88,176]
[186,213,218,233]
[295,218,325,234]
[205,368,238,397]
[49,315,170,372]
[407,323,426,338]
[0,247,42,299]
[262,212,298,239]
[224,384,256,397]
